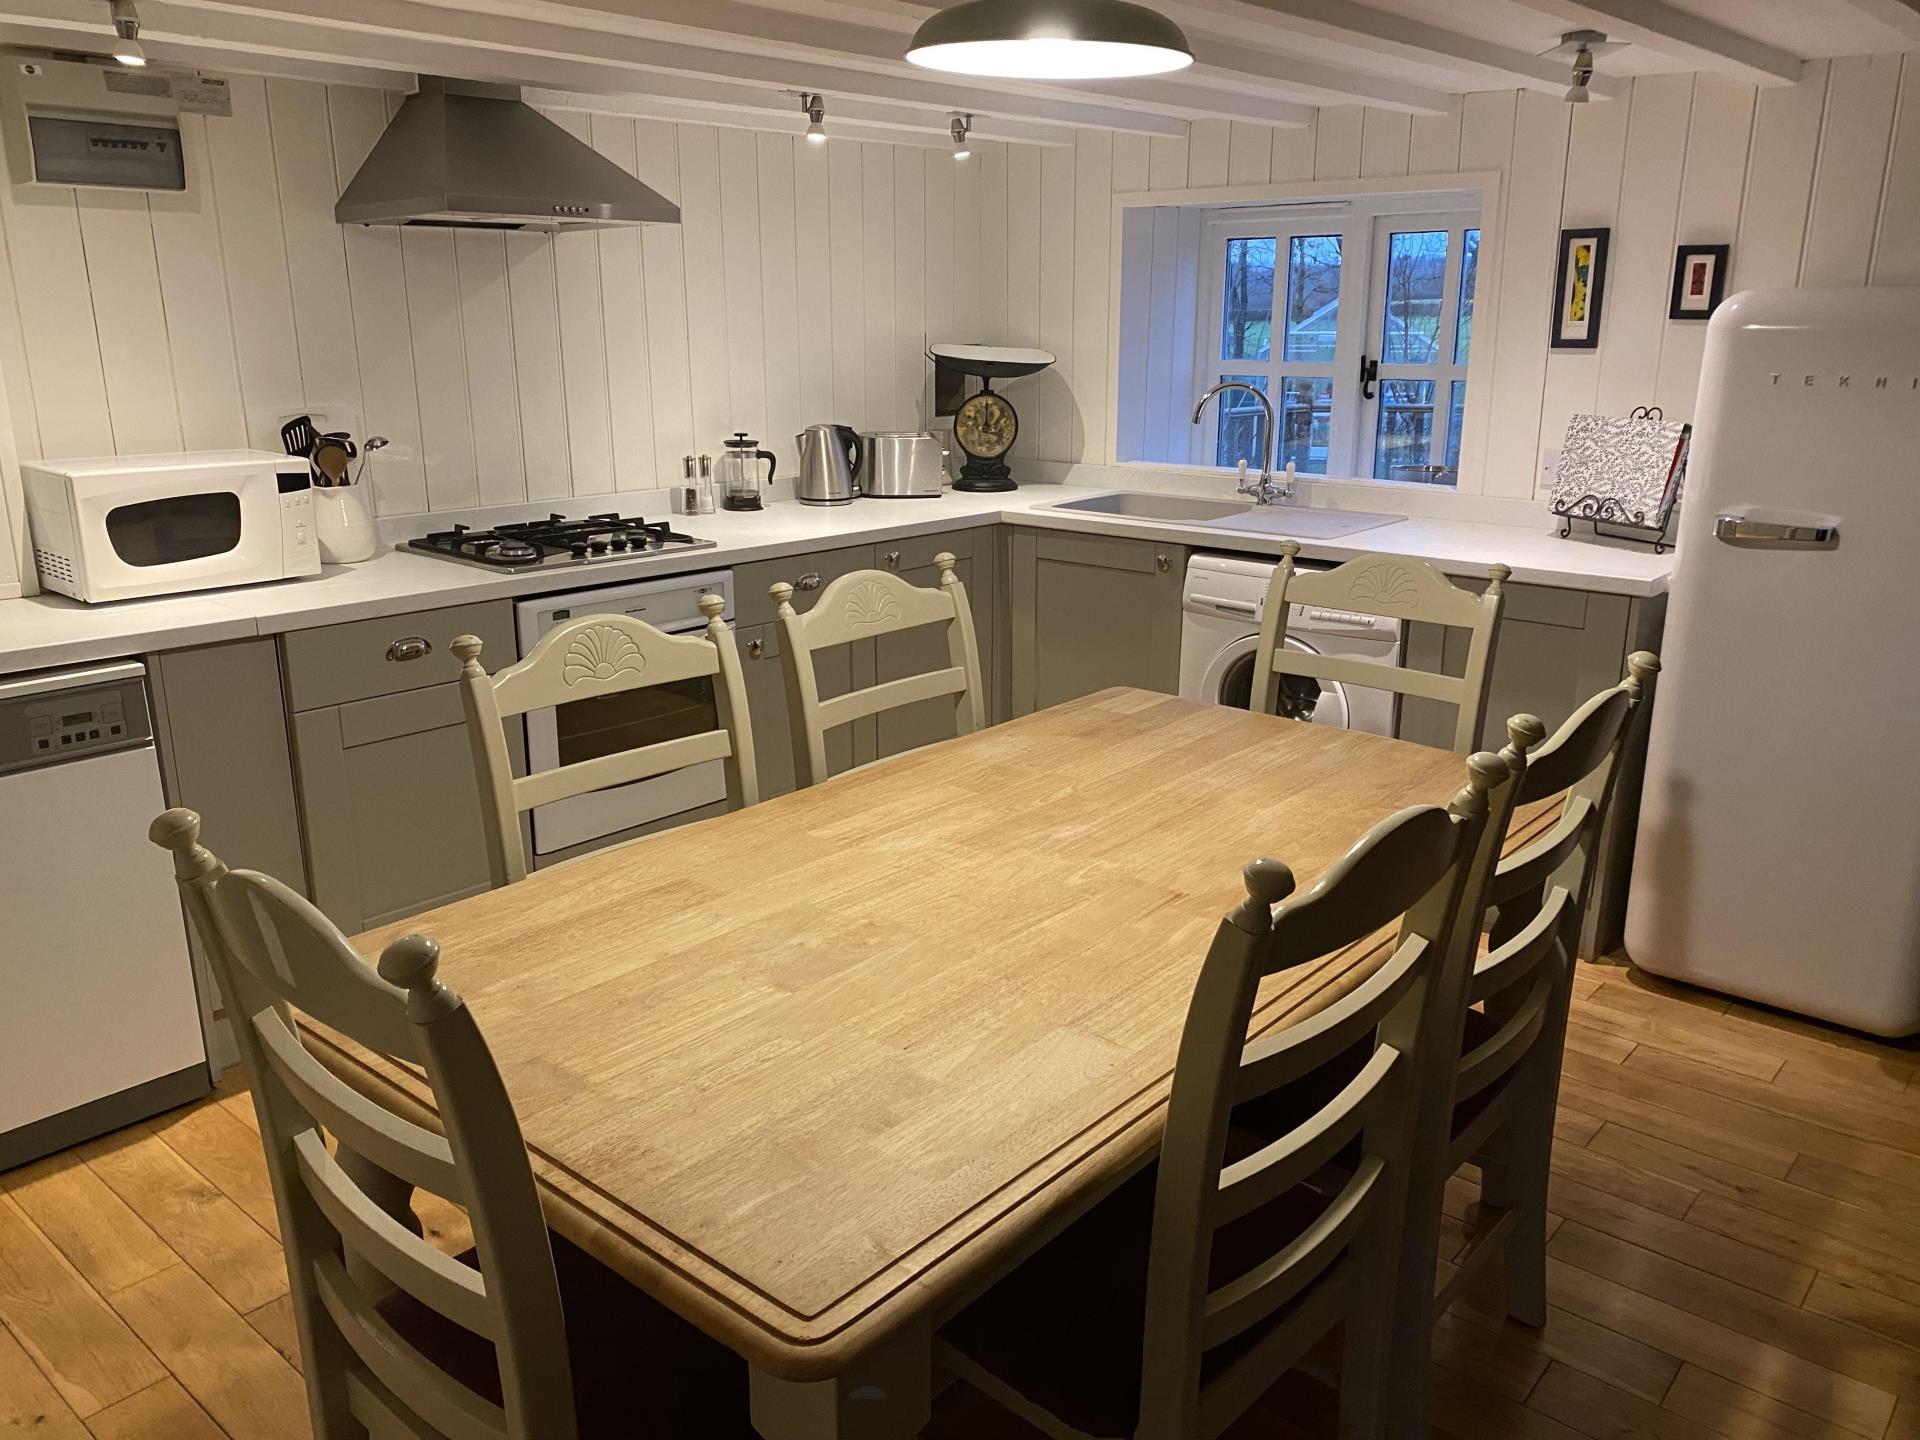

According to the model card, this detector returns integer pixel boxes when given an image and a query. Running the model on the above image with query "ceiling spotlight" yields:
[907,0,1192,81]
[950,113,973,160]
[1540,29,1623,105]
[801,92,827,145]
[107,0,146,65]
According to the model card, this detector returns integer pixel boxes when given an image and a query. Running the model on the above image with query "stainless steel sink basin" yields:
[1046,492,1252,522]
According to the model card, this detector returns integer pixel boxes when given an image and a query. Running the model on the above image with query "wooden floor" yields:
[3,957,1918,1439]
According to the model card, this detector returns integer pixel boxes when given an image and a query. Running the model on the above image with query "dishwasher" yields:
[0,660,210,1169]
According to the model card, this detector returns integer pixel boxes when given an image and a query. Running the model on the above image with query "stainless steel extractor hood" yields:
[335,77,679,231]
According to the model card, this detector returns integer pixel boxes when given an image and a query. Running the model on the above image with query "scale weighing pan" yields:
[928,344,1056,381]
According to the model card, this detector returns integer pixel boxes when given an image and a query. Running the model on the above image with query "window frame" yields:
[1360,209,1480,481]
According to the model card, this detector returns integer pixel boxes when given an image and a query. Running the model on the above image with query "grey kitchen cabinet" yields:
[736,620,870,798]
[283,600,519,934]
[1007,527,1188,715]
[873,540,979,762]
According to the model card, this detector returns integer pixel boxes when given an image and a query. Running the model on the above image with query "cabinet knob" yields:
[385,636,433,663]
[885,550,902,569]
[797,573,822,591]
[1155,553,1171,573]
[747,638,765,658]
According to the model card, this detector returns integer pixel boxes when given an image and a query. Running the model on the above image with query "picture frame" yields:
[1551,227,1610,349]
[1669,243,1730,320]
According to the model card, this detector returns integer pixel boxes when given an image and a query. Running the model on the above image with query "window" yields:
[1191,195,1480,485]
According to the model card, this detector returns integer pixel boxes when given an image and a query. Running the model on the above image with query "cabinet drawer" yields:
[880,529,973,574]
[1034,530,1176,576]
[282,601,515,712]
[734,545,876,628]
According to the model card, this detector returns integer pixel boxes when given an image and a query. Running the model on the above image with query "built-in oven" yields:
[513,570,734,860]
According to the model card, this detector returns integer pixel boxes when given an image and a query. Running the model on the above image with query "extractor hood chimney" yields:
[334,77,680,231]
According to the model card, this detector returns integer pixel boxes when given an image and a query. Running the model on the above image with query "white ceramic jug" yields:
[312,483,378,564]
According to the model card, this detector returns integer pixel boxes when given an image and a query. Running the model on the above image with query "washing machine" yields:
[1178,552,1403,735]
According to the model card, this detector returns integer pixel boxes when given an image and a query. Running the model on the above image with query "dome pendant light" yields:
[907,0,1193,81]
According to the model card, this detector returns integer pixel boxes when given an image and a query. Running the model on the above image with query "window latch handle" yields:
[1359,354,1378,401]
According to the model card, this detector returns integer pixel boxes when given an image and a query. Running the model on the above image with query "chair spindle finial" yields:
[768,580,796,617]
[1485,562,1512,598]
[450,634,486,677]
[1278,539,1302,564]
[1502,713,1548,774]
[1232,857,1297,931]
[1451,750,1509,819]
[149,806,219,881]
[935,552,959,586]
[696,592,726,623]
[378,935,459,1022]
[1625,650,1661,699]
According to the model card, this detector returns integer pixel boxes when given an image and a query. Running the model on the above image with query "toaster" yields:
[861,431,947,498]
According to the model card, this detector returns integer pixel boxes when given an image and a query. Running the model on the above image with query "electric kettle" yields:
[716,432,777,512]
[795,424,862,506]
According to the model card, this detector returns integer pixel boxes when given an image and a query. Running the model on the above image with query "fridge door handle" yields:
[1712,515,1839,548]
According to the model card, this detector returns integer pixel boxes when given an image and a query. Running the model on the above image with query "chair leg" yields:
[1337,1300,1389,1439]
[1497,1083,1556,1329]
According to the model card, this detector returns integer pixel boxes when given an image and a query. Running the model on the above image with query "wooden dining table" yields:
[307,687,1507,1439]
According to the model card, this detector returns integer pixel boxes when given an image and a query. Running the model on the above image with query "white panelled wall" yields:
[0,56,1916,596]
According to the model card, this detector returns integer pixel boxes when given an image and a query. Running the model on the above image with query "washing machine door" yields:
[1203,634,1352,730]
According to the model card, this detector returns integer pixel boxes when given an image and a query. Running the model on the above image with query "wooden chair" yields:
[934,749,1508,1440]
[451,593,756,886]
[149,808,752,1440]
[1386,650,1661,1434]
[769,552,984,788]
[1251,539,1509,752]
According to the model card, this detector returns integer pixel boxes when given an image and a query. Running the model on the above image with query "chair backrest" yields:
[1135,750,1507,1437]
[452,594,757,885]
[770,553,985,788]
[150,808,575,1440]
[1450,651,1660,1110]
[1251,540,1509,752]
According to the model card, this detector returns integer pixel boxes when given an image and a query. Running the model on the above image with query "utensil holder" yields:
[312,484,378,564]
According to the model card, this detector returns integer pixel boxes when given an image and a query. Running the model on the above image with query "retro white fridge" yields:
[1627,286,1920,1036]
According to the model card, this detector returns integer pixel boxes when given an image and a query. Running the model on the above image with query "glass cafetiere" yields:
[716,432,777,512]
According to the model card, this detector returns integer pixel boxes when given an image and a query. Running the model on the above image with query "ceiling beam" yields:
[1516,0,1805,85]
[1158,0,1625,100]
[1840,0,1920,42]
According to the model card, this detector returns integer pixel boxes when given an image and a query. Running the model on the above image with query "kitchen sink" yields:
[1045,491,1403,540]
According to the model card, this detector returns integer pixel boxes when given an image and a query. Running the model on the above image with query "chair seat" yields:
[377,1232,755,1437]
[939,1169,1334,1440]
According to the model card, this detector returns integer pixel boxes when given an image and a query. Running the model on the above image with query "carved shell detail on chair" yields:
[844,580,901,628]
[1347,562,1420,610]
[561,625,648,687]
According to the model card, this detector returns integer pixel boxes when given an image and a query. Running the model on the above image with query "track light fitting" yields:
[1539,29,1624,105]
[107,0,145,65]
[950,113,972,160]
[800,92,827,144]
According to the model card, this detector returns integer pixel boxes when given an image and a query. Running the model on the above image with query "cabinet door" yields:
[292,682,520,932]
[736,622,869,798]
[873,553,975,761]
[1010,529,1187,713]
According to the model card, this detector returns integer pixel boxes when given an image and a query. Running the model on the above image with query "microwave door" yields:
[71,470,285,601]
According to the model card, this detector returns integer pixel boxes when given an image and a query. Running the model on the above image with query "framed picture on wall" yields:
[1670,243,1731,320]
[1551,228,1610,349]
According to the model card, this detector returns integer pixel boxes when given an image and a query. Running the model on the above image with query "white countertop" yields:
[0,485,1674,677]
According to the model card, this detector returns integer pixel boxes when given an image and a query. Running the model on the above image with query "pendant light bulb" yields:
[950,113,972,160]
[107,0,145,64]
[908,0,1192,80]
[801,93,827,145]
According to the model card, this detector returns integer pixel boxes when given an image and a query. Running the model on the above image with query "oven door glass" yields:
[530,671,730,857]
[105,493,243,566]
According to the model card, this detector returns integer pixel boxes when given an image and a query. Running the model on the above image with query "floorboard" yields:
[0,957,1915,1439]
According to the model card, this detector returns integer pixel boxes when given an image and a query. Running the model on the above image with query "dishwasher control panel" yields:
[0,673,151,775]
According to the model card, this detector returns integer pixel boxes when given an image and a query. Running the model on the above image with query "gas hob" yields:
[406,513,716,573]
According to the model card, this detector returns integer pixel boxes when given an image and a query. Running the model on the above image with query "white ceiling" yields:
[0,0,1912,141]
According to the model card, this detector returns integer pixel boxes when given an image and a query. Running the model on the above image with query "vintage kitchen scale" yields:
[929,343,1056,492]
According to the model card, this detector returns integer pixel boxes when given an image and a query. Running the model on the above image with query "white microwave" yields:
[24,449,322,603]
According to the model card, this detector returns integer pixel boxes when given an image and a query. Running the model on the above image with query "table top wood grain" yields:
[305,689,1490,1380]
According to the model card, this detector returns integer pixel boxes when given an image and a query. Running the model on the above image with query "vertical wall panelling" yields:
[1359,109,1412,179]
[975,141,1010,351]
[1594,75,1696,419]
[922,148,956,423]
[861,143,898,431]
[827,137,869,427]
[1314,107,1364,181]
[1227,123,1272,184]
[1872,56,1920,282]
[148,117,246,451]
[547,111,614,495]
[401,226,480,510]
[677,124,734,450]
[1038,143,1076,463]
[1654,75,1757,417]
[758,132,803,474]
[1271,118,1317,182]
[0,196,41,466]
[717,127,769,451]
[1147,134,1188,189]
[452,230,527,505]
[1735,62,1829,293]
[1453,90,1518,493]
[269,81,361,439]
[893,146,928,434]
[791,133,835,428]
[1409,105,1463,175]
[633,119,693,482]
[1071,130,1114,463]
[73,195,179,457]
[329,85,426,514]
[1004,143,1041,462]
[1112,133,1151,194]
[504,233,572,501]
[1188,120,1230,187]
[590,115,657,492]
[1801,55,1903,285]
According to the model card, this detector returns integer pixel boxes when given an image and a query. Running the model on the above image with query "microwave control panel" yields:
[0,676,152,775]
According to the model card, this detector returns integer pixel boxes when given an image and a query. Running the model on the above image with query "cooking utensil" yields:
[353,436,389,487]
[311,438,353,487]
[715,432,776,512]
[862,431,946,498]
[280,414,318,457]
[795,424,862,505]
